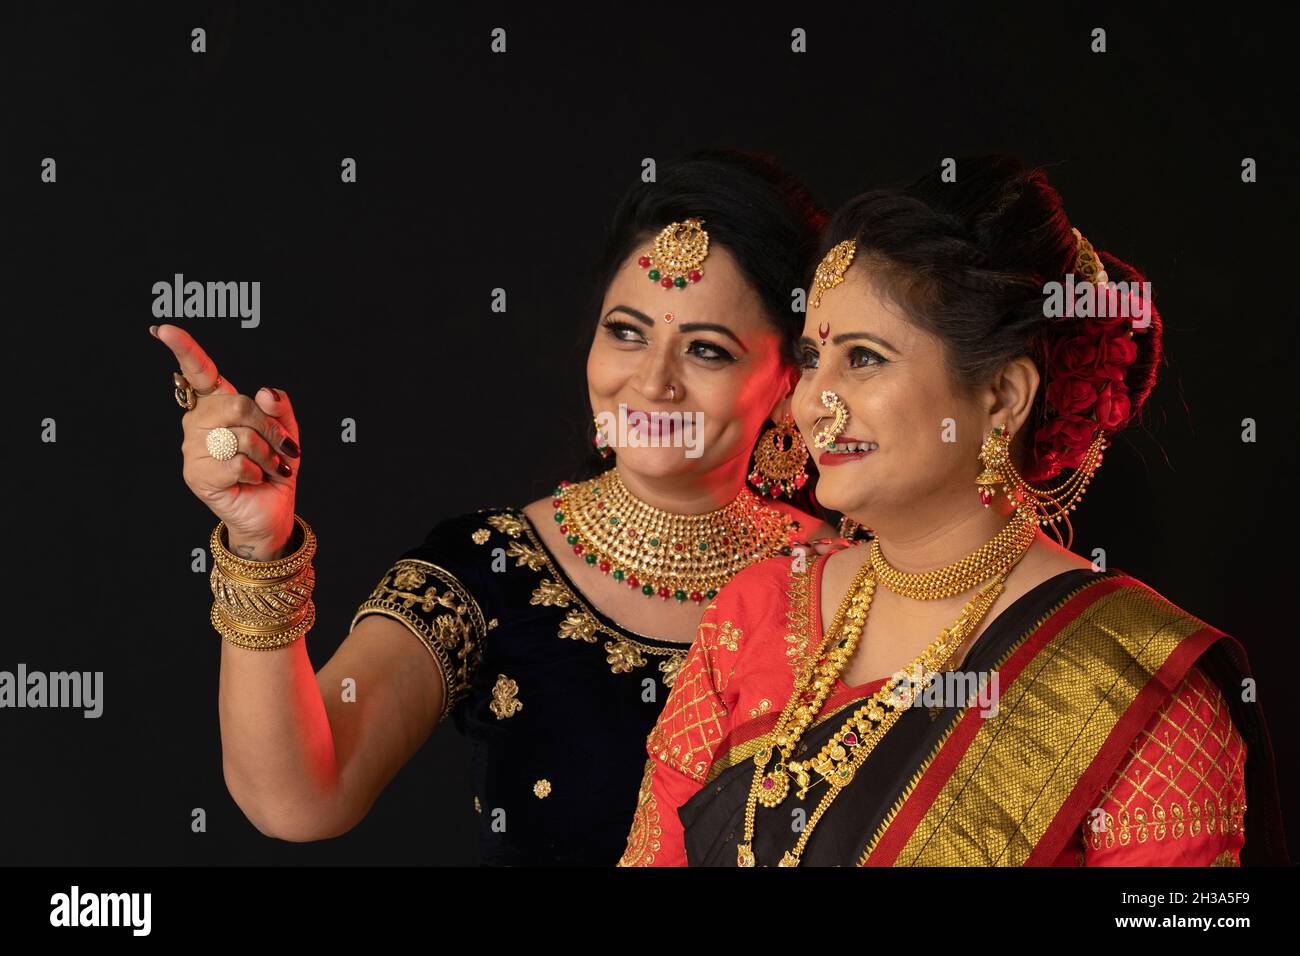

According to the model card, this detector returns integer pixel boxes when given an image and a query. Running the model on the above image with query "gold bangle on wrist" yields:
[210,514,316,581]
[209,514,318,651]
[210,598,317,651]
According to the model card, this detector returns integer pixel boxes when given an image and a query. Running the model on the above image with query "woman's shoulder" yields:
[1069,568,1230,641]
[373,504,535,600]
[702,550,832,669]
[714,551,807,608]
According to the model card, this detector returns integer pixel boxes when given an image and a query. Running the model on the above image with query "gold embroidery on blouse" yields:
[659,655,685,687]
[784,559,815,678]
[530,579,573,608]
[1084,670,1247,851]
[607,639,647,674]
[489,673,523,719]
[750,698,772,719]
[618,758,663,867]
[647,602,737,781]
[558,608,599,643]
[513,516,688,683]
[1211,849,1240,867]
[471,528,491,545]
[507,540,546,570]
[718,619,742,652]
[350,559,487,721]
[486,513,525,538]
[533,779,552,799]
[1086,798,1246,849]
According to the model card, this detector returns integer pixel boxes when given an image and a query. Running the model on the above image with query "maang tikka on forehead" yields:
[638,218,709,290]
[811,238,857,309]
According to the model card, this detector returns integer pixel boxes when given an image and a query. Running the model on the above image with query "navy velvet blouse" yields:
[350,506,690,865]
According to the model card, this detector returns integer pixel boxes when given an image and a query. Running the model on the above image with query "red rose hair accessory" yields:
[1023,227,1149,485]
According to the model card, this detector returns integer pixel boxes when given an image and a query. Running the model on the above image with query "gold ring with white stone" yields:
[206,427,239,462]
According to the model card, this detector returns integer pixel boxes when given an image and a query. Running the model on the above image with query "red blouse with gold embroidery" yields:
[1054,664,1247,866]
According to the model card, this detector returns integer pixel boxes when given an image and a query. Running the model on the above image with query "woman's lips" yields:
[624,410,688,439]
[818,436,877,466]
[639,412,674,437]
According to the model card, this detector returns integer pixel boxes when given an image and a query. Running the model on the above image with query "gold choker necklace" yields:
[868,511,1038,600]
[551,468,797,603]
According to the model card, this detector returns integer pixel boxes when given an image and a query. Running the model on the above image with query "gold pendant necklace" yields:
[551,468,796,604]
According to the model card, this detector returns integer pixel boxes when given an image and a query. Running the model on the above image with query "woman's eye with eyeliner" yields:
[602,320,645,344]
[688,340,735,362]
[799,346,819,370]
[849,347,885,369]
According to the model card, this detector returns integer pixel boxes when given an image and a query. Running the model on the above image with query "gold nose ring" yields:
[812,390,848,449]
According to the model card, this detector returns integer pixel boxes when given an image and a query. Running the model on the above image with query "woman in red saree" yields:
[619,156,1289,867]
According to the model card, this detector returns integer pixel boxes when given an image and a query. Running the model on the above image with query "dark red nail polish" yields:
[277,460,293,478]
[280,436,300,458]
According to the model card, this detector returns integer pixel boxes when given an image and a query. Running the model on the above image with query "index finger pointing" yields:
[152,323,237,398]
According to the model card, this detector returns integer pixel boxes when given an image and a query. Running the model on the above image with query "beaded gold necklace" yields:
[868,510,1038,599]
[551,468,797,603]
[738,515,1036,866]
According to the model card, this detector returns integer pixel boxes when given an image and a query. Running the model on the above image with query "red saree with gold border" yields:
[618,552,1289,867]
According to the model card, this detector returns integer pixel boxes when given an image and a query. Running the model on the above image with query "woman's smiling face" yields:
[792,262,993,523]
[587,242,795,481]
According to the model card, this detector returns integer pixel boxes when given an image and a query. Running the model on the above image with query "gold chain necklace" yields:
[868,511,1038,600]
[737,516,1036,867]
[551,468,796,603]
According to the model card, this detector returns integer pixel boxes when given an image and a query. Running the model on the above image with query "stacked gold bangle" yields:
[209,514,317,650]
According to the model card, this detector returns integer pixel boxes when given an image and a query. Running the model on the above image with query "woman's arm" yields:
[219,600,444,842]
[220,515,492,843]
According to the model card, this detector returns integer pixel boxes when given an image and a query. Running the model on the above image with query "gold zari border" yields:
[351,558,490,721]
[882,582,1206,866]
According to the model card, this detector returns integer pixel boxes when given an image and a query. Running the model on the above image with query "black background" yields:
[1,3,1295,865]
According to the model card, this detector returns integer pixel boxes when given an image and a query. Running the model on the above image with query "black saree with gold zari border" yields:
[679,566,1289,866]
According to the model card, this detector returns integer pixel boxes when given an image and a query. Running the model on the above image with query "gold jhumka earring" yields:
[974,423,1107,550]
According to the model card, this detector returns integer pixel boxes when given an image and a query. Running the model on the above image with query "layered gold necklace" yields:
[738,511,1037,867]
[551,467,796,603]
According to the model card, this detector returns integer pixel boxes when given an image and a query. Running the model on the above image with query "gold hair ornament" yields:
[811,239,857,308]
[638,218,708,289]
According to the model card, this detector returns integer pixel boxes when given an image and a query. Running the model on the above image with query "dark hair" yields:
[575,148,828,514]
[819,155,1163,480]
